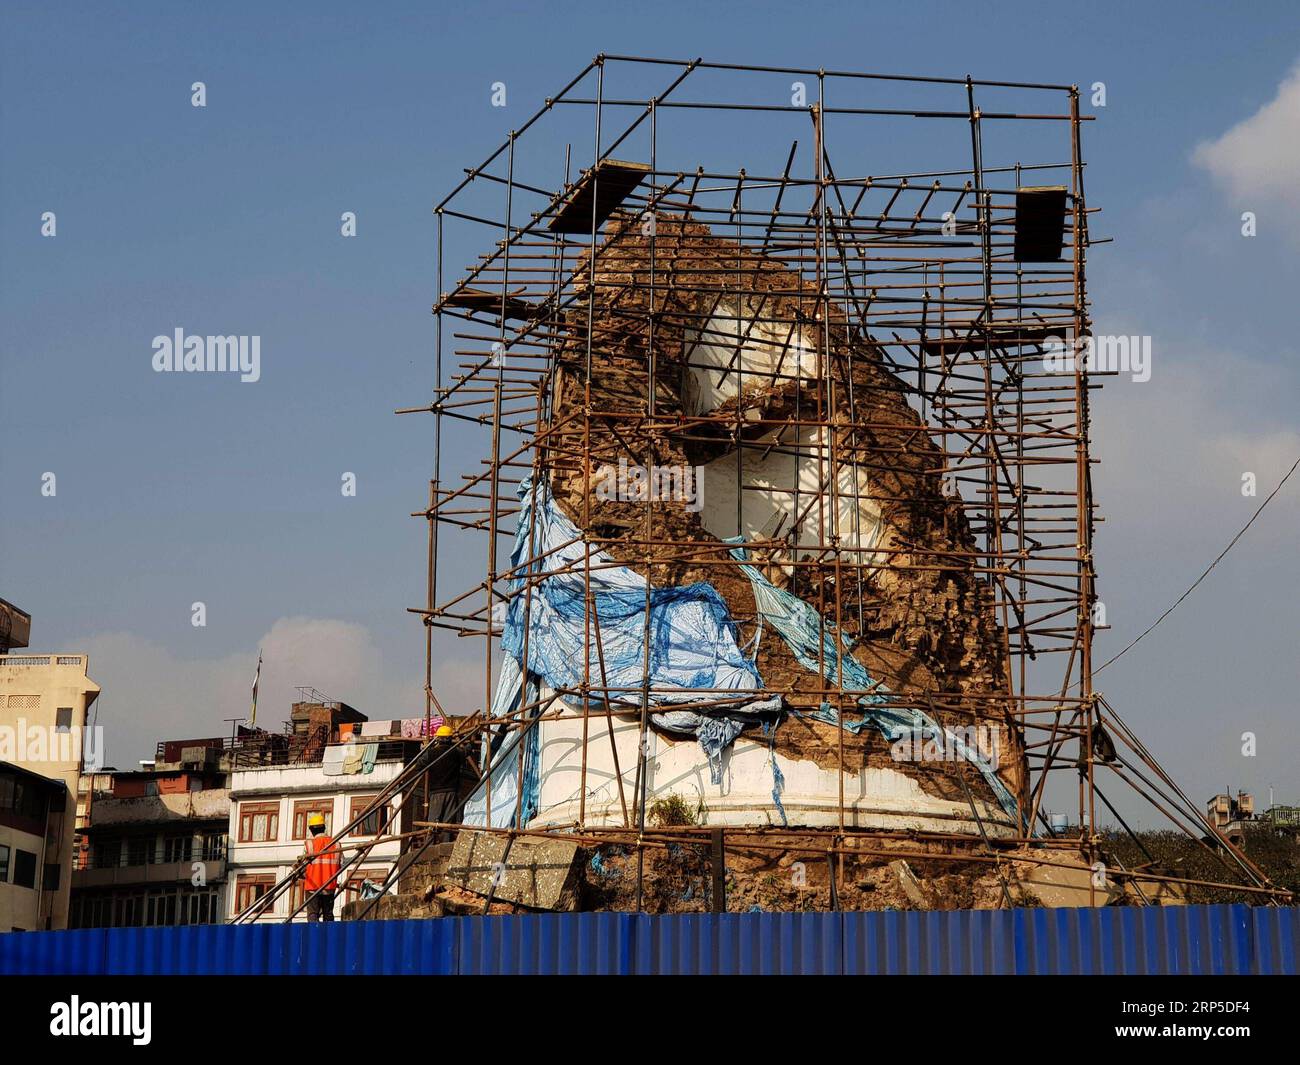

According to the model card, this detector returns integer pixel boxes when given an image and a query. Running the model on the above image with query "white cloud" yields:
[1192,60,1300,237]
[70,616,479,768]
[1093,345,1300,550]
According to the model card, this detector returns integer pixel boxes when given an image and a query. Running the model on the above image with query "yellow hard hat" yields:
[307,813,326,829]
[435,725,453,737]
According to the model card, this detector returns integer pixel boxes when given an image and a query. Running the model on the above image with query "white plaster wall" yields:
[225,760,403,921]
[228,758,402,800]
[699,422,885,565]
[682,302,820,416]
[530,706,1015,836]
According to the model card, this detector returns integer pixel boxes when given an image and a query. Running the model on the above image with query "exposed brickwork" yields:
[539,215,1025,810]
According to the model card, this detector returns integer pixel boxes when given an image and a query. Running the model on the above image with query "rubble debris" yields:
[888,859,932,909]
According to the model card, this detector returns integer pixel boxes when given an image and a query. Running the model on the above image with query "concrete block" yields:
[1010,852,1122,908]
[443,830,580,910]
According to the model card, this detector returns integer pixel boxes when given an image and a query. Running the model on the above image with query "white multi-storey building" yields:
[224,700,419,922]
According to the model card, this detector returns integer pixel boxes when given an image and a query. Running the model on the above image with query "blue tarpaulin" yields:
[465,477,781,827]
[462,655,544,829]
[499,476,770,710]
[464,477,1018,830]
[729,544,1021,825]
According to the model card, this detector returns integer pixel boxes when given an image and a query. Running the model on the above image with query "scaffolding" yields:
[241,56,1288,921]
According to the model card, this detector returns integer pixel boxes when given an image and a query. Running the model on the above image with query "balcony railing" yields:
[231,733,416,769]
[154,736,233,763]
[79,841,227,871]
[0,654,85,667]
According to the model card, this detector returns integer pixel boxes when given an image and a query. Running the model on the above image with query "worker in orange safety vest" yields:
[302,812,341,922]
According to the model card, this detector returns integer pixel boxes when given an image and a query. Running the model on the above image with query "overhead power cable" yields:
[1094,455,1300,676]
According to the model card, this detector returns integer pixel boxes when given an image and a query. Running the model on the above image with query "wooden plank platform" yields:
[548,159,651,235]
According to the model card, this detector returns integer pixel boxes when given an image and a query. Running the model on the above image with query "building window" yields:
[163,835,192,863]
[43,863,60,891]
[237,802,280,843]
[127,836,152,866]
[0,844,9,882]
[55,707,73,732]
[12,849,36,889]
[152,894,175,927]
[348,795,388,837]
[94,838,122,868]
[201,832,226,861]
[5,694,40,709]
[78,895,112,929]
[291,800,333,840]
[0,775,46,822]
[233,874,276,916]
[119,894,145,928]
[289,878,305,914]
[72,889,219,929]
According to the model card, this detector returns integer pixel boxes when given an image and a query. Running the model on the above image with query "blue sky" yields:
[2,1,1297,824]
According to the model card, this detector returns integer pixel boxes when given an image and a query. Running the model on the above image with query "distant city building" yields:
[1207,789,1300,845]
[0,599,31,654]
[1263,804,1300,833]
[70,739,231,930]
[225,697,422,922]
[1207,790,1255,846]
[0,762,69,932]
[0,640,101,929]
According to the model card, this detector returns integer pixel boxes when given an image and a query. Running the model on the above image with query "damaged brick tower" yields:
[419,57,1107,910]
[542,214,1027,835]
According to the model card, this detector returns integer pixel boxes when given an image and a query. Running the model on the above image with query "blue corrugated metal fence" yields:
[1,904,1295,975]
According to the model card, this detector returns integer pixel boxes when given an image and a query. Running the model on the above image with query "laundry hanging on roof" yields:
[321,743,347,777]
[341,740,364,775]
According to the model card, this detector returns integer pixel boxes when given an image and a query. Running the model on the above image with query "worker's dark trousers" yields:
[306,891,336,922]
[428,789,460,842]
